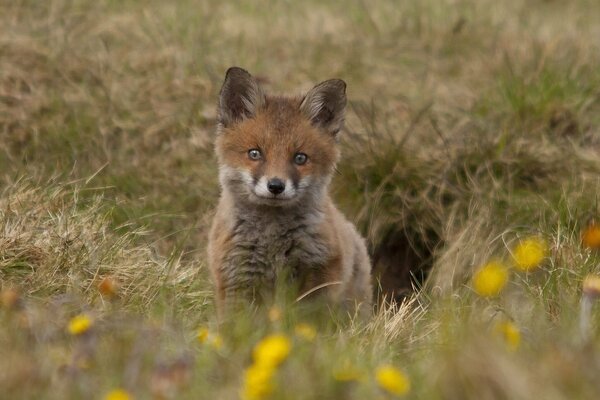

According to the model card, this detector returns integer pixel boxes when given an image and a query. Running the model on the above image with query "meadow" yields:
[1,0,600,398]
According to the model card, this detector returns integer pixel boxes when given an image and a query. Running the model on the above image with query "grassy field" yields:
[1,0,600,398]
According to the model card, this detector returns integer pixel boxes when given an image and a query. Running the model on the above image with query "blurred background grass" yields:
[1,0,600,399]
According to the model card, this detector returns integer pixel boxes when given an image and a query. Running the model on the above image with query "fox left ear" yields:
[218,67,265,128]
[300,79,347,136]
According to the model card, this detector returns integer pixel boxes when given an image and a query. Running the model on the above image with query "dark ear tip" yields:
[225,66,251,80]
[328,79,346,94]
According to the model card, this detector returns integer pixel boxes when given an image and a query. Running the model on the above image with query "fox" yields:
[208,67,372,316]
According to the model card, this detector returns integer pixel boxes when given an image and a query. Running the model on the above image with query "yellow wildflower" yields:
[210,334,224,350]
[472,261,509,297]
[241,363,275,400]
[197,327,209,344]
[67,314,93,336]
[253,334,291,367]
[512,237,548,271]
[495,321,521,351]
[375,365,410,396]
[294,323,317,342]
[103,389,132,400]
[582,223,600,249]
[583,275,600,299]
[197,327,223,350]
[268,306,282,322]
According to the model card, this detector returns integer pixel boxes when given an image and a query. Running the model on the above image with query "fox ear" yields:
[218,67,265,127]
[300,79,347,135]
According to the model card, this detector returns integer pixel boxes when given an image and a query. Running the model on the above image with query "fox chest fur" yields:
[213,202,332,300]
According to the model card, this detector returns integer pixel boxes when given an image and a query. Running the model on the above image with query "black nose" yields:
[267,178,285,195]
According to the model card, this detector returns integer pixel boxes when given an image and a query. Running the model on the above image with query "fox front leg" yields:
[216,267,274,317]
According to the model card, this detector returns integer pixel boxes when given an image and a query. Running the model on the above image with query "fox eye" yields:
[293,152,308,165]
[248,149,262,161]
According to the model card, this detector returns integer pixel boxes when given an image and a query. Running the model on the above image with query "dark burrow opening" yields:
[371,226,439,306]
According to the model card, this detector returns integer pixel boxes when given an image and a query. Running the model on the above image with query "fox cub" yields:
[208,67,372,315]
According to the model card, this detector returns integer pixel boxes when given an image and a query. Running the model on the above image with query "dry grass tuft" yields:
[0,180,210,311]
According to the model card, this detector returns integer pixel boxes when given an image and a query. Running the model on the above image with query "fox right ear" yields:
[300,79,347,136]
[218,67,265,128]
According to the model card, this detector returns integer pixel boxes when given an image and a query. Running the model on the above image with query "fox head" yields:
[215,67,346,207]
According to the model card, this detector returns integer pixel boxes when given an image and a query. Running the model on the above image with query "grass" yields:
[1,0,600,398]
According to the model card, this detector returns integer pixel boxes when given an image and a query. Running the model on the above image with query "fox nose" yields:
[267,178,285,195]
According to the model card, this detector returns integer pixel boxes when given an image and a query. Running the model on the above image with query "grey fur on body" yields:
[215,190,331,305]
